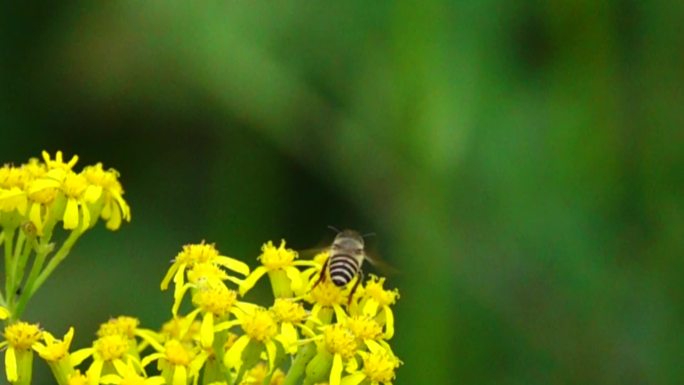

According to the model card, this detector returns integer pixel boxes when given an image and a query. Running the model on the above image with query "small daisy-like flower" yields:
[67,370,91,385]
[354,276,399,339]
[142,339,208,385]
[239,240,317,298]
[306,280,350,324]
[270,298,315,354]
[344,315,386,350]
[71,334,134,384]
[33,327,76,385]
[97,316,160,354]
[0,321,42,383]
[216,307,282,372]
[81,163,131,231]
[161,242,250,313]
[341,342,401,385]
[307,324,359,385]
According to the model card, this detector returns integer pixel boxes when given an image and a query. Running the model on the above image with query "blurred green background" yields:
[2,1,683,384]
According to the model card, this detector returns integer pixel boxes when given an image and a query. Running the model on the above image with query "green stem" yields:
[282,342,317,385]
[13,229,82,320]
[4,228,16,307]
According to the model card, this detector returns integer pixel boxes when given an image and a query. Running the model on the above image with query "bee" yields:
[313,228,375,303]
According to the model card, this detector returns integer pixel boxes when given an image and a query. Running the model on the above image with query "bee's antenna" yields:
[327,225,341,234]
[361,232,376,238]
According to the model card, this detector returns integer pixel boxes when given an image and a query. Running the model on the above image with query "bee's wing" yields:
[363,252,399,275]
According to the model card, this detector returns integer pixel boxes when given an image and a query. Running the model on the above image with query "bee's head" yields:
[332,229,365,253]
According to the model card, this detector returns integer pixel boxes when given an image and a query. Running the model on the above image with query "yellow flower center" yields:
[192,285,238,317]
[271,299,307,323]
[364,276,399,306]
[0,165,27,189]
[259,240,297,270]
[323,324,357,359]
[175,242,221,266]
[346,315,382,340]
[164,340,194,366]
[362,348,401,383]
[97,316,140,339]
[242,309,278,342]
[3,322,42,350]
[187,263,228,285]
[62,173,88,199]
[82,163,122,191]
[309,281,347,307]
[94,334,129,361]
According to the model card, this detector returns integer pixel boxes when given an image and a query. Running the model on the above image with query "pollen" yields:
[164,339,194,366]
[362,348,401,383]
[82,163,122,192]
[309,281,347,307]
[242,309,278,342]
[175,242,221,266]
[192,285,238,317]
[94,334,129,361]
[97,316,140,339]
[3,322,42,350]
[259,240,298,270]
[271,299,307,323]
[363,276,399,306]
[323,324,357,360]
[346,315,382,341]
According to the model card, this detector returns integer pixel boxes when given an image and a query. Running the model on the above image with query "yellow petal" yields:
[105,203,122,230]
[285,266,303,293]
[383,306,394,339]
[70,347,94,366]
[216,256,250,276]
[200,312,215,348]
[224,335,250,368]
[173,365,187,385]
[160,264,179,290]
[99,374,122,384]
[62,198,79,229]
[5,347,17,382]
[265,340,277,370]
[239,266,267,296]
[0,306,10,320]
[280,322,297,352]
[330,354,343,385]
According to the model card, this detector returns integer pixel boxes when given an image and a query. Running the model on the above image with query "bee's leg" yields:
[347,269,364,305]
[313,257,330,289]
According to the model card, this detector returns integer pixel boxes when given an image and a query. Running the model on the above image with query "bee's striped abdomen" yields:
[328,253,359,287]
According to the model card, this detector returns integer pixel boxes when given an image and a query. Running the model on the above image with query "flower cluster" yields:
[0,151,131,321]
[0,152,402,385]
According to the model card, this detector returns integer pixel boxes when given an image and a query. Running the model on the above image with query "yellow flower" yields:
[354,276,399,339]
[142,339,208,385]
[306,280,350,324]
[0,321,42,383]
[270,298,315,354]
[33,327,76,385]
[70,334,134,384]
[216,307,282,372]
[239,240,317,298]
[307,324,359,385]
[81,163,131,230]
[161,242,250,314]
[340,342,401,385]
